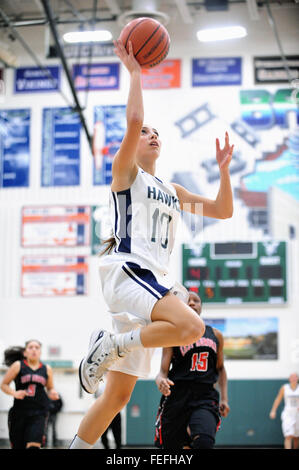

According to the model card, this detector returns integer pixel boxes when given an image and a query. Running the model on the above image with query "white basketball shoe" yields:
[79,329,123,394]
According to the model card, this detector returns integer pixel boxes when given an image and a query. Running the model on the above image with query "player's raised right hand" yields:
[113,40,141,75]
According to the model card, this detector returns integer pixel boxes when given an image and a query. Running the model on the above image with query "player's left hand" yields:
[216,132,234,170]
[219,401,230,417]
[48,389,59,400]
[158,377,174,396]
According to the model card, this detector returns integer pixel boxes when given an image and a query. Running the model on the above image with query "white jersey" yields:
[283,384,299,411]
[281,383,299,437]
[108,167,181,276]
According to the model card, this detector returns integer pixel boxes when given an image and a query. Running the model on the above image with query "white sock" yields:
[115,329,143,354]
[69,434,93,449]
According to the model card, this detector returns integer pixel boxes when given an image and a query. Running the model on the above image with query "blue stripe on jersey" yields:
[122,262,169,300]
[112,188,132,253]
[111,191,121,249]
[140,168,162,184]
[154,176,163,184]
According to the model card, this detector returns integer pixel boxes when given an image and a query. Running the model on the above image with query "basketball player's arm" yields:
[269,386,284,419]
[155,347,174,396]
[172,132,234,219]
[0,361,28,399]
[112,40,143,187]
[214,329,230,417]
[46,365,59,400]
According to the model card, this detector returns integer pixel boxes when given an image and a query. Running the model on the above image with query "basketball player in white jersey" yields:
[270,373,299,449]
[69,40,234,449]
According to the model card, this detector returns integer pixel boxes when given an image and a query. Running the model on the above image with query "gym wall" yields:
[0,3,298,446]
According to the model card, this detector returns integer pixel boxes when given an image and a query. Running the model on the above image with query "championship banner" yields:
[141,59,181,89]
[14,66,61,93]
[93,105,126,185]
[72,62,120,91]
[192,57,242,86]
[0,108,30,188]
[41,107,81,187]
[21,206,91,247]
[21,256,88,297]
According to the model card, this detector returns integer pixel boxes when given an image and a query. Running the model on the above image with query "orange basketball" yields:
[118,17,170,69]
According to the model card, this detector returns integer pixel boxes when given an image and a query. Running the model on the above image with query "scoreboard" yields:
[182,241,287,304]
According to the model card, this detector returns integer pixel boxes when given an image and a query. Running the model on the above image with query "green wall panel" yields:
[126,379,285,447]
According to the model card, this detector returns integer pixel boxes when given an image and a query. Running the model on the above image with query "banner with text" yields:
[41,107,81,187]
[15,66,61,93]
[22,206,91,247]
[21,255,88,297]
[73,62,120,91]
[0,108,30,188]
[141,59,181,89]
[93,105,126,185]
[192,57,242,87]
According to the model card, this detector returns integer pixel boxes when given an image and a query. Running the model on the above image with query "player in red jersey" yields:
[155,292,230,449]
[1,340,59,449]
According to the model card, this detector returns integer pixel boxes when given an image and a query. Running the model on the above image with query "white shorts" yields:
[108,311,155,378]
[99,256,174,322]
[99,255,188,378]
[281,409,299,437]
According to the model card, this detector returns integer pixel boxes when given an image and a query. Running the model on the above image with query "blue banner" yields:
[0,108,30,188]
[93,105,126,185]
[73,63,120,91]
[15,66,61,93]
[192,57,242,86]
[41,107,81,187]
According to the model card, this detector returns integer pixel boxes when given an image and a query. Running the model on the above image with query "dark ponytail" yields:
[99,233,116,256]
[3,339,42,367]
[3,346,25,367]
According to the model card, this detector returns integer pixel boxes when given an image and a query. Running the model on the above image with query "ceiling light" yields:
[197,26,247,42]
[63,30,112,43]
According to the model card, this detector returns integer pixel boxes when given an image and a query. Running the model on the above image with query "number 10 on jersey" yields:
[151,208,172,249]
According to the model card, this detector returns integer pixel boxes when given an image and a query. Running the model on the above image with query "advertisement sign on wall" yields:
[15,66,61,93]
[141,59,181,89]
[254,55,299,84]
[207,317,278,360]
[72,62,120,91]
[22,206,91,247]
[192,57,242,86]
[21,255,88,297]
